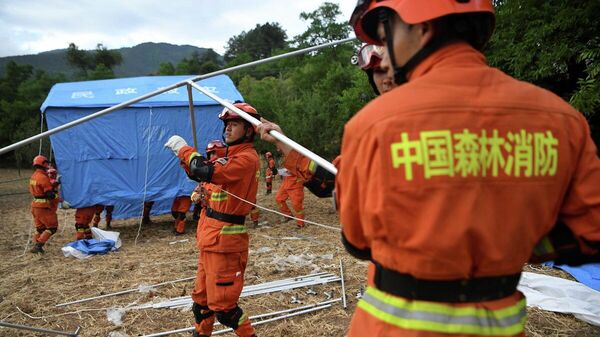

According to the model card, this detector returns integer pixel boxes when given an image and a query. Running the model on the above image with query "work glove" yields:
[164,135,188,156]
[59,201,71,209]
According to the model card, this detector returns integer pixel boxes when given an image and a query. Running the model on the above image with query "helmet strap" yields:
[381,10,449,86]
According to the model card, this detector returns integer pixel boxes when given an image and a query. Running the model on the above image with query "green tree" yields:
[224,23,287,63]
[487,0,600,146]
[0,65,65,167]
[158,62,176,75]
[294,2,350,47]
[65,43,123,80]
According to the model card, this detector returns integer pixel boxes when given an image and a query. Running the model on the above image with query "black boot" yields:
[30,243,45,254]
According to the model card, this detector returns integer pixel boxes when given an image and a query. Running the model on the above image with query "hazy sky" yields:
[0,0,355,57]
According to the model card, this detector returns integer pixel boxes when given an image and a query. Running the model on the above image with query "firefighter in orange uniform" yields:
[29,155,59,254]
[171,195,191,235]
[165,101,260,337]
[258,1,600,336]
[264,152,276,195]
[93,205,114,229]
[75,206,96,240]
[275,168,305,228]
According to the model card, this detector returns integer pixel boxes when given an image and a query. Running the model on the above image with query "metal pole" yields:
[186,84,198,149]
[188,81,338,175]
[55,276,195,307]
[140,299,341,337]
[0,37,356,156]
[340,259,347,309]
[0,321,81,337]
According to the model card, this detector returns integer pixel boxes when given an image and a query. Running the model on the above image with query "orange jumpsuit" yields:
[179,142,259,337]
[265,157,276,194]
[93,205,114,228]
[29,168,59,245]
[75,206,96,240]
[275,170,305,227]
[334,43,600,337]
[171,195,192,234]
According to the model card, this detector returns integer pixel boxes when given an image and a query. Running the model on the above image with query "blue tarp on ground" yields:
[41,75,244,219]
[545,262,600,292]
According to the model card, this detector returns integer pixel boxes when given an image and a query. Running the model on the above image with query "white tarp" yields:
[518,271,600,326]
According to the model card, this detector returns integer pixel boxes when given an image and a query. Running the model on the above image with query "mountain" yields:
[0,42,218,78]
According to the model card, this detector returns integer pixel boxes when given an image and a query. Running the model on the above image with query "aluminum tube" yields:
[0,322,81,336]
[0,37,356,156]
[188,82,338,175]
[212,304,333,335]
[340,259,347,309]
[55,276,195,307]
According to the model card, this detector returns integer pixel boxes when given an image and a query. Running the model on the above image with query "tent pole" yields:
[0,37,356,156]
[188,81,337,175]
[186,84,198,149]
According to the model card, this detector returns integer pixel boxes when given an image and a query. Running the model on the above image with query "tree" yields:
[294,2,350,47]
[65,43,123,79]
[224,23,287,63]
[487,0,600,146]
[174,49,223,75]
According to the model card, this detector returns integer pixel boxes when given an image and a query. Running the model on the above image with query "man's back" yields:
[340,42,600,280]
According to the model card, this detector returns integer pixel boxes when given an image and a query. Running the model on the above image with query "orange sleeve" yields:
[559,115,600,253]
[282,149,317,182]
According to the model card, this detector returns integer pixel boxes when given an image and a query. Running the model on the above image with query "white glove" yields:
[60,201,71,209]
[164,135,188,156]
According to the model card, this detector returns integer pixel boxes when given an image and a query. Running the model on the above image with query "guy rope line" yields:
[219,187,341,232]
[0,37,356,156]
[135,107,154,245]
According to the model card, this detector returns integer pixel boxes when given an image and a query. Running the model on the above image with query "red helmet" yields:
[206,139,226,155]
[350,0,495,46]
[219,102,260,123]
[357,44,384,70]
[33,155,49,168]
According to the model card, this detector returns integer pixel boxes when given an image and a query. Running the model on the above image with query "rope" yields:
[220,188,341,232]
[135,107,153,245]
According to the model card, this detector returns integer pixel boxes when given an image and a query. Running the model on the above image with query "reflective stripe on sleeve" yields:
[358,286,526,336]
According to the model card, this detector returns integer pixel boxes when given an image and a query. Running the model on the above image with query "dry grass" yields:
[0,168,598,337]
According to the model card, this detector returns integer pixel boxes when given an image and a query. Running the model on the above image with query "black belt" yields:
[374,263,520,303]
[205,207,246,225]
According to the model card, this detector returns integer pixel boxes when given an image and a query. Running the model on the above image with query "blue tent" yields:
[41,75,244,219]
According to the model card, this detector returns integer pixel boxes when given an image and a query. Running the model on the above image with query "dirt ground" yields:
[0,168,598,337]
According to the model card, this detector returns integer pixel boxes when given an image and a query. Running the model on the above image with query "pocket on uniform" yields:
[216,275,235,287]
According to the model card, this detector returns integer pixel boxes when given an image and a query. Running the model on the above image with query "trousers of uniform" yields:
[75,207,96,240]
[171,196,191,234]
[276,185,305,227]
[191,250,255,337]
[31,207,58,244]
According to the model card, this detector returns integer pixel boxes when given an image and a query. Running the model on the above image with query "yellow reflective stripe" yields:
[308,160,316,174]
[358,286,526,336]
[210,192,228,201]
[220,225,247,235]
[33,198,49,203]
[187,152,201,166]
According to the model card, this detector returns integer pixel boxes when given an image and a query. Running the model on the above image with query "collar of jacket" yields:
[407,42,487,82]
[227,142,255,156]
